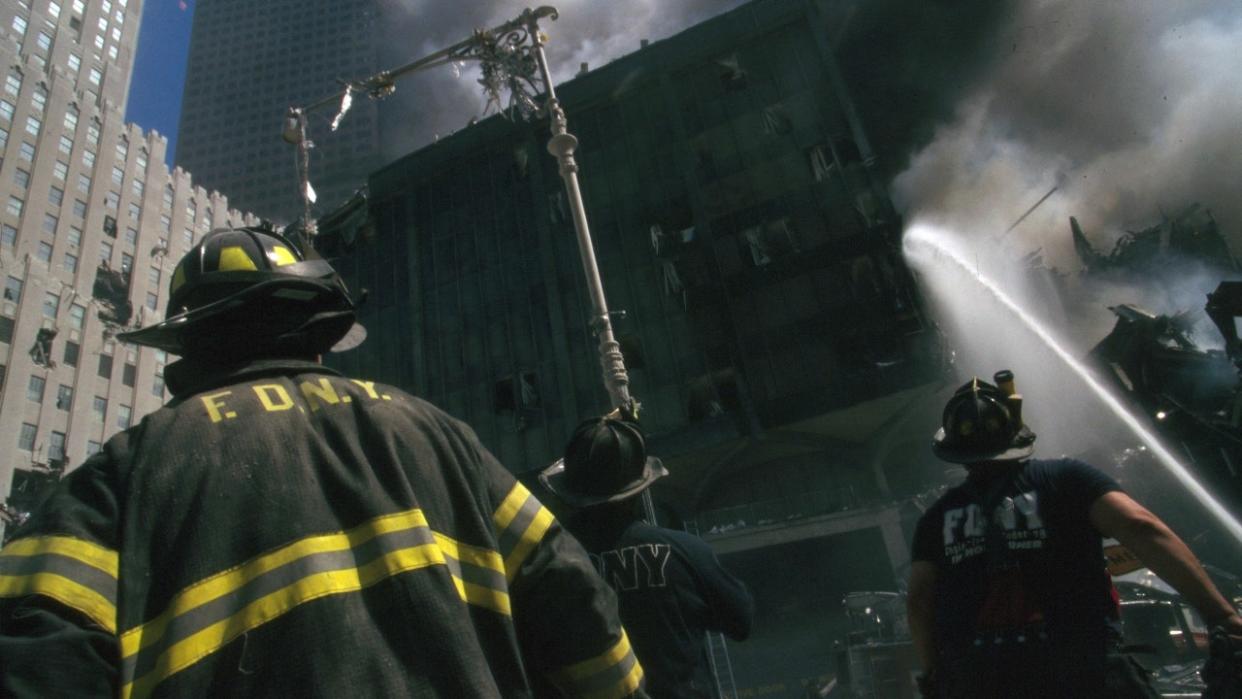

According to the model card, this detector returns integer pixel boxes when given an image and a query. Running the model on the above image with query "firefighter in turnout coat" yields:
[0,228,645,698]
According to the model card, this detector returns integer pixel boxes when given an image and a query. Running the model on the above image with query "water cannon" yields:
[993,369,1025,428]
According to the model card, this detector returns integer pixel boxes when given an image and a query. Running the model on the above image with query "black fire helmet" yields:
[118,227,365,359]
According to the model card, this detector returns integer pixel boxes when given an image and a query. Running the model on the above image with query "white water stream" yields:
[903,222,1242,546]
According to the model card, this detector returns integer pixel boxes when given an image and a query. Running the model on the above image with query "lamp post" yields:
[286,8,648,513]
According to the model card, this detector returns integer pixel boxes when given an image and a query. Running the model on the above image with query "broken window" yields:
[762,105,793,136]
[97,354,112,380]
[48,431,66,462]
[0,316,13,344]
[687,369,742,422]
[27,375,45,403]
[103,215,117,237]
[716,53,747,92]
[809,145,833,182]
[92,262,132,327]
[122,362,135,387]
[63,340,79,367]
[743,227,771,267]
[30,328,56,368]
[56,384,72,410]
[63,340,79,366]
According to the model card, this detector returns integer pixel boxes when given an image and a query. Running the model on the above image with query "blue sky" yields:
[124,0,194,167]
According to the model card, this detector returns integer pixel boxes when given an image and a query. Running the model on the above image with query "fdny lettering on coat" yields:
[200,379,394,423]
[941,491,1047,564]
[589,544,672,591]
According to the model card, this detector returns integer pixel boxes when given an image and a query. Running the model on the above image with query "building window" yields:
[48,431,66,461]
[86,440,101,456]
[92,395,106,421]
[122,362,135,387]
[56,384,73,410]
[4,276,22,302]
[69,303,85,329]
[35,241,52,263]
[1,224,15,247]
[66,53,79,72]
[100,240,113,264]
[49,185,64,206]
[30,86,46,113]
[98,353,112,379]
[182,228,193,248]
[145,291,157,311]
[0,126,7,149]
[136,149,148,171]
[103,215,116,237]
[163,186,173,208]
[86,123,99,146]
[64,340,79,366]
[111,166,123,186]
[152,375,165,398]
[42,291,59,318]
[131,179,143,198]
[67,227,81,246]
[83,149,95,168]
[117,404,131,429]
[42,213,57,235]
[36,31,53,52]
[104,191,118,209]
[72,199,86,218]
[159,214,170,232]
[58,135,73,154]
[7,196,24,218]
[27,375,45,403]
[127,204,140,224]
[0,100,14,122]
[115,139,128,162]
[11,15,27,38]
[63,252,78,274]
[77,173,91,193]
[18,142,35,162]
[24,115,41,137]
[3,73,19,98]
[88,68,101,86]
[12,169,29,189]
[0,316,13,343]
[120,252,132,274]
[18,423,37,451]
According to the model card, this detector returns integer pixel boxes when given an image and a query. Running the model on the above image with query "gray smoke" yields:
[893,0,1242,275]
[373,0,748,161]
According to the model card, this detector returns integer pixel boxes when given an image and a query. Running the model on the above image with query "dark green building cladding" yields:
[322,0,945,694]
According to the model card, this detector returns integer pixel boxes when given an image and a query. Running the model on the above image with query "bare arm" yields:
[1090,491,1241,630]
[907,561,939,672]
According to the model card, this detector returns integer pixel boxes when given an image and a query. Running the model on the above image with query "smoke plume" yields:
[373,0,749,161]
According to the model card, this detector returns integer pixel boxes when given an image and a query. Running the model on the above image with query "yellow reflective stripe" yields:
[120,508,430,658]
[503,506,554,580]
[122,543,442,699]
[433,532,511,615]
[550,630,644,699]
[269,245,298,266]
[0,572,117,633]
[216,245,258,271]
[493,482,530,533]
[0,536,119,632]
[3,535,119,577]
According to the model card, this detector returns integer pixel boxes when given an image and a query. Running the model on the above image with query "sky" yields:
[124,0,195,167]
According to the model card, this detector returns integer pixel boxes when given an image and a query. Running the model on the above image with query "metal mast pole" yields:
[525,11,634,416]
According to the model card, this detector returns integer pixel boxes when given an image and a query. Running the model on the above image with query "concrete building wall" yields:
[0,0,258,538]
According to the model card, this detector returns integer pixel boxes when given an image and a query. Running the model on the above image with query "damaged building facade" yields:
[319,0,940,692]
[0,0,257,539]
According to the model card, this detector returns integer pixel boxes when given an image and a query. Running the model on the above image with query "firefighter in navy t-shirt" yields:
[907,371,1242,698]
[542,413,754,698]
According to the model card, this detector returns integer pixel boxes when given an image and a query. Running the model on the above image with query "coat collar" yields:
[165,356,343,400]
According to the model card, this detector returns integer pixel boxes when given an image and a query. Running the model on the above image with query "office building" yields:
[175,0,381,223]
[0,0,257,540]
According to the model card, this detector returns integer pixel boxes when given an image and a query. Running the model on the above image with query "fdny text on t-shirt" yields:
[589,544,672,591]
[941,492,1047,564]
